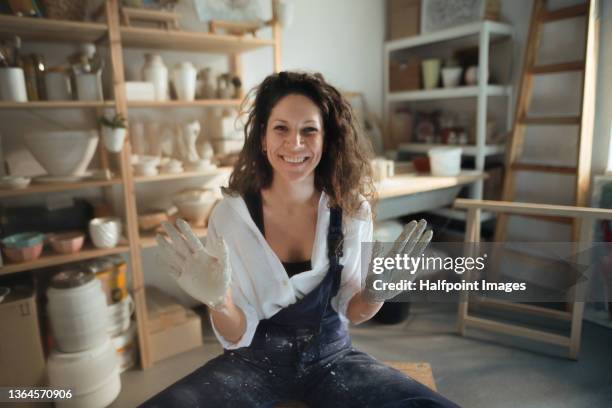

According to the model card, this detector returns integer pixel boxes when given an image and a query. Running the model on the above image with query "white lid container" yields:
[427,147,463,176]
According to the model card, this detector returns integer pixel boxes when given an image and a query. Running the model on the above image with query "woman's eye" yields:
[274,125,288,132]
[302,127,318,134]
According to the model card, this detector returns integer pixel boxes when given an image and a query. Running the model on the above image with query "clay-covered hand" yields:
[156,219,231,310]
[363,219,433,303]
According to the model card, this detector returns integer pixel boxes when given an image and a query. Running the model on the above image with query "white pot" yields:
[142,53,168,101]
[172,62,197,101]
[24,130,99,176]
[48,339,121,408]
[89,217,122,249]
[102,127,126,153]
[441,67,462,88]
[0,67,28,101]
[428,147,463,176]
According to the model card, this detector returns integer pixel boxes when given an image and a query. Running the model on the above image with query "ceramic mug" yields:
[89,217,122,249]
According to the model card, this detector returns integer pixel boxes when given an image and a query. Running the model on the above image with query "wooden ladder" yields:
[495,0,599,243]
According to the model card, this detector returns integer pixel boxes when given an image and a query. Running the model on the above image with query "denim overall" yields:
[141,208,461,408]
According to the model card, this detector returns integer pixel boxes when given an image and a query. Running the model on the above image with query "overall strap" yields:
[327,207,344,297]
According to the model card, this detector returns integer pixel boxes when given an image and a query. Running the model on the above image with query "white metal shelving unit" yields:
[383,20,514,220]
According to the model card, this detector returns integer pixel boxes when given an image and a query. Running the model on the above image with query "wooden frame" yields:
[455,198,612,360]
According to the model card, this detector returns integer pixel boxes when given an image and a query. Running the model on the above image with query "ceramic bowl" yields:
[138,211,168,231]
[173,189,217,226]
[24,130,99,176]
[2,232,44,248]
[49,231,85,254]
[2,243,43,263]
[0,176,31,189]
[89,217,122,249]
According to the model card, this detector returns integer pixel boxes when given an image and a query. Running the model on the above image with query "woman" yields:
[146,71,460,407]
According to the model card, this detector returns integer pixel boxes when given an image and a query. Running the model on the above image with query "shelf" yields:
[133,167,232,183]
[140,227,207,249]
[0,245,129,276]
[398,143,505,156]
[0,15,107,43]
[0,178,122,198]
[127,99,241,108]
[120,26,275,53]
[388,85,511,102]
[429,208,495,222]
[385,20,513,52]
[0,100,115,109]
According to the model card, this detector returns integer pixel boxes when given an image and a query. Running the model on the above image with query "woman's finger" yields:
[161,221,191,257]
[176,218,205,253]
[156,234,185,266]
[389,220,417,255]
[410,229,433,258]
[398,219,427,255]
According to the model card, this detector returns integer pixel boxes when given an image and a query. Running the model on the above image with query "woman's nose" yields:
[286,130,303,148]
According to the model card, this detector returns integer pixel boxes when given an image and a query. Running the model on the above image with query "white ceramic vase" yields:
[102,127,126,153]
[172,62,197,101]
[142,53,168,101]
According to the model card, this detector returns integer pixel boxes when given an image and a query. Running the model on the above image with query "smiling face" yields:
[262,94,324,184]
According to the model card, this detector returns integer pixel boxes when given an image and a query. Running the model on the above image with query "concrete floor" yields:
[111,303,612,407]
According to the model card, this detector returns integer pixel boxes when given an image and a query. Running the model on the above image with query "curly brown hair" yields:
[224,71,376,218]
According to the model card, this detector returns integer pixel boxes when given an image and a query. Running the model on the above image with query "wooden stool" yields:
[275,361,436,407]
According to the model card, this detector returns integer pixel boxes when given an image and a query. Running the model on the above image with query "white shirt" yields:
[207,192,373,349]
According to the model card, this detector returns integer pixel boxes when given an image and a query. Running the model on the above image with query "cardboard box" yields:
[150,310,203,363]
[388,0,420,40]
[146,286,187,333]
[0,285,46,386]
[389,59,421,92]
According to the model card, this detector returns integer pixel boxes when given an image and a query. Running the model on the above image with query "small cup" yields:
[0,67,28,102]
[89,217,122,249]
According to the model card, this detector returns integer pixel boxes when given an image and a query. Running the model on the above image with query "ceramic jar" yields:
[172,62,197,101]
[102,127,127,153]
[0,67,28,101]
[142,53,168,101]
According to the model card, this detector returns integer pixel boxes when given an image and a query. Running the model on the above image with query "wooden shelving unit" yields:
[0,245,130,276]
[0,101,115,109]
[120,26,275,53]
[133,167,231,183]
[127,99,241,108]
[0,179,122,198]
[0,0,281,370]
[0,14,107,43]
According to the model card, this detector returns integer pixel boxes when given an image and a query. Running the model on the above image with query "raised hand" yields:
[363,219,433,303]
[156,219,231,310]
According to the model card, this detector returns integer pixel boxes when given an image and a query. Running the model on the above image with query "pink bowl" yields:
[3,243,43,263]
[49,231,85,254]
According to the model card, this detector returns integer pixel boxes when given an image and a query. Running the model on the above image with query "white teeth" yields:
[282,156,308,163]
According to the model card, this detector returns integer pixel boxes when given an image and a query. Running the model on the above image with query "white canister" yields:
[172,62,197,101]
[89,217,122,249]
[0,67,28,102]
[47,270,110,352]
[371,158,395,182]
[75,72,103,101]
[142,53,168,101]
[428,147,463,176]
[45,71,72,100]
